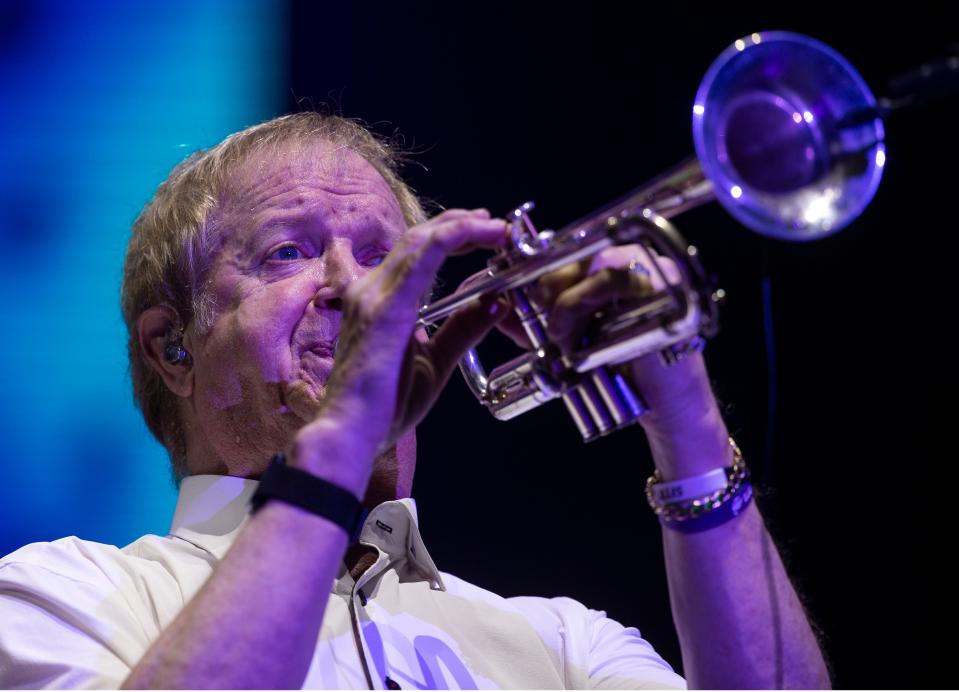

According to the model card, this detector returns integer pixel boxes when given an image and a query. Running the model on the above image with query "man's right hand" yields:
[289,208,508,498]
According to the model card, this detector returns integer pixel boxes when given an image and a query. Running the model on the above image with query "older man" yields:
[0,113,829,689]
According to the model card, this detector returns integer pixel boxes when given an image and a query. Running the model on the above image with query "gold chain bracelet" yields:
[645,437,750,521]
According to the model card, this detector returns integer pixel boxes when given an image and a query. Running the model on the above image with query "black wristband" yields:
[251,453,368,542]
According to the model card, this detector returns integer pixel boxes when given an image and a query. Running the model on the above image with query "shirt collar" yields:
[169,474,445,591]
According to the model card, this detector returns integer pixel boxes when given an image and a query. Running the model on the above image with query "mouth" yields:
[285,325,341,410]
[302,335,338,359]
[280,322,342,419]
[282,339,337,419]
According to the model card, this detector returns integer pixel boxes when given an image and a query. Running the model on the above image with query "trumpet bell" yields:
[694,31,886,240]
[424,32,888,441]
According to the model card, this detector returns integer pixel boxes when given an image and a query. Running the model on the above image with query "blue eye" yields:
[269,245,303,261]
[360,246,390,268]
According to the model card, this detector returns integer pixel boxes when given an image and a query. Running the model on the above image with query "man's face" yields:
[188,139,413,481]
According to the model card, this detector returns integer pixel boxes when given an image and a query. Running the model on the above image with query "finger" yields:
[424,296,511,386]
[547,267,654,350]
[455,268,493,296]
[588,245,646,273]
[528,261,587,306]
[527,246,654,307]
[425,208,493,242]
[390,293,509,439]
[589,244,680,292]
[430,207,491,221]
[371,213,508,313]
[424,215,507,257]
[450,270,533,348]
[492,306,533,348]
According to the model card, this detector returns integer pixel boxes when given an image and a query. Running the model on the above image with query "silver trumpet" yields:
[417,31,887,441]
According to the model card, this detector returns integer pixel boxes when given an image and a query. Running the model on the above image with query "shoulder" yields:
[0,536,167,689]
[0,532,210,632]
[1,536,132,594]
[438,571,685,689]
[2,532,199,587]
[436,571,618,648]
[438,570,601,631]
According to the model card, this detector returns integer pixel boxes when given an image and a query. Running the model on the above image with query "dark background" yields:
[287,2,955,688]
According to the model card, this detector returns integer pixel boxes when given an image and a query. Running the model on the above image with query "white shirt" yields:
[0,475,685,689]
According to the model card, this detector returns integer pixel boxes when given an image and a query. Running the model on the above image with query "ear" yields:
[137,305,194,398]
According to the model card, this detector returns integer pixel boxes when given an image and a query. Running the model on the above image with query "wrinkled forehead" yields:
[209,143,404,265]
[221,138,401,213]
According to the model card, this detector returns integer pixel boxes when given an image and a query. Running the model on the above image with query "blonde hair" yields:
[121,113,427,484]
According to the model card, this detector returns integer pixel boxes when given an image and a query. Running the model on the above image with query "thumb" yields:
[426,296,510,384]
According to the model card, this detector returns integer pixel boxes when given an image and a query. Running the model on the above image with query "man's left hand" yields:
[493,244,732,479]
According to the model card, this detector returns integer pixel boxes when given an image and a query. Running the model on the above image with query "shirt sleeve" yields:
[514,595,687,690]
[0,560,149,689]
[580,604,686,689]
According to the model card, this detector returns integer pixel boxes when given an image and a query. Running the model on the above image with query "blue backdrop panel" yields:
[0,1,283,554]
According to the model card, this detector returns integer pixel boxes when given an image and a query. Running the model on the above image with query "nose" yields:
[312,239,364,311]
